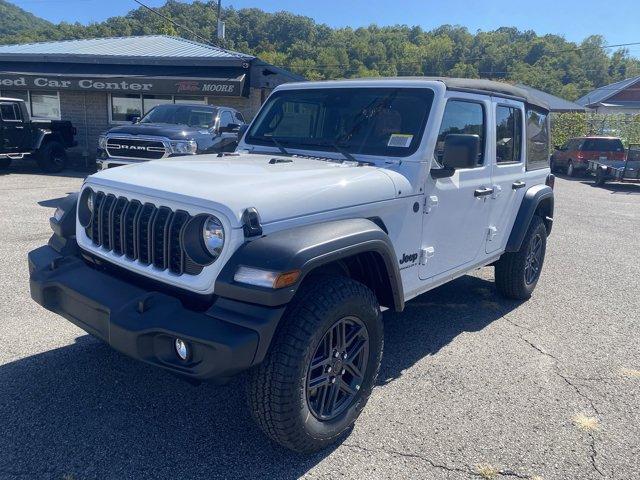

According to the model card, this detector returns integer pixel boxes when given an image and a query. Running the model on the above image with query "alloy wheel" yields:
[306,316,369,421]
[524,233,543,285]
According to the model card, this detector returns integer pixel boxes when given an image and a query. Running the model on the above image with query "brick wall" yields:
[60,91,109,166]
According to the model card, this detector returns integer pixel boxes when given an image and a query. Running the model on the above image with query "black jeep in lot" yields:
[96,104,245,169]
[0,97,76,173]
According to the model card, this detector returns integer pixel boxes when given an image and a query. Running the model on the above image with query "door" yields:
[419,95,494,280]
[486,100,527,254]
[0,102,27,153]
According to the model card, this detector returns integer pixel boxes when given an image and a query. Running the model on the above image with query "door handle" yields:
[474,187,494,197]
[512,180,526,190]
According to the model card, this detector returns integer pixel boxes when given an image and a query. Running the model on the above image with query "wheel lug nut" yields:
[334,351,340,358]
[326,366,332,373]
[330,377,336,384]
[341,368,346,375]
[343,352,348,359]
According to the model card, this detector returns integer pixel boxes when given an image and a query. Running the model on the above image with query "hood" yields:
[106,123,209,140]
[87,153,399,226]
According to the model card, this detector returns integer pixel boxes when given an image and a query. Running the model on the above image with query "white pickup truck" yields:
[29,77,554,453]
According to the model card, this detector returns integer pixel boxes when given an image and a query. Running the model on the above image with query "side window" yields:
[0,103,21,122]
[219,111,234,128]
[235,111,245,124]
[436,100,485,166]
[525,107,550,171]
[495,106,522,163]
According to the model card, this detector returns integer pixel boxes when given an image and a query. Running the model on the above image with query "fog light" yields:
[175,338,189,361]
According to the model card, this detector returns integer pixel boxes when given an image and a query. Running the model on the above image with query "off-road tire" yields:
[0,158,11,169]
[248,275,384,453]
[495,215,547,300]
[36,141,67,173]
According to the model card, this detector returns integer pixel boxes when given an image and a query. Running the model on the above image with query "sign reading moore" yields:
[0,73,245,96]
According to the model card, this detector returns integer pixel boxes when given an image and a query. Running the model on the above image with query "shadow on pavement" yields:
[0,274,516,479]
[0,161,93,179]
[581,180,640,195]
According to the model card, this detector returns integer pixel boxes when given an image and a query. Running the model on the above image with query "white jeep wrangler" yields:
[29,78,554,453]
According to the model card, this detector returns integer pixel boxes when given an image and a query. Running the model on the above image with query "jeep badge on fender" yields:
[29,78,554,453]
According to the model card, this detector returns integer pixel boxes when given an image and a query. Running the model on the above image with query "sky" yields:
[9,0,640,52]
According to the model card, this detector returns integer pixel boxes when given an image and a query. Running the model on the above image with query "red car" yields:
[551,136,625,177]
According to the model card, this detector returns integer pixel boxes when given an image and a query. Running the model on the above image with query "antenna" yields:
[217,1,225,40]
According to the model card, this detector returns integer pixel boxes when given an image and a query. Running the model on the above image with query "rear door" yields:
[486,99,527,254]
[0,102,27,153]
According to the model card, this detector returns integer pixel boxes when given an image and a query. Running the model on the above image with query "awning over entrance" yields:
[0,61,249,97]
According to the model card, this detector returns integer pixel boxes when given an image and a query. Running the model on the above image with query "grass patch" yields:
[573,413,599,432]
[476,463,499,479]
[619,367,640,378]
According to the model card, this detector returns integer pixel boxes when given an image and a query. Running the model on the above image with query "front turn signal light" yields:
[234,266,301,289]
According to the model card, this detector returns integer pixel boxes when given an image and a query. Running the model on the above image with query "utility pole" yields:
[217,0,225,41]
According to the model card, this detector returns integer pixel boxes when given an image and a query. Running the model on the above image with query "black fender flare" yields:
[215,218,404,310]
[505,184,554,252]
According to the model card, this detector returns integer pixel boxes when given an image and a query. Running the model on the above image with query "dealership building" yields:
[0,35,302,165]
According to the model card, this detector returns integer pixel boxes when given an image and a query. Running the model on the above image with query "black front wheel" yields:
[36,141,67,173]
[248,275,383,453]
[495,215,548,300]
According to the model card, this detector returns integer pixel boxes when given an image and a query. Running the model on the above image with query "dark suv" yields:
[0,97,76,172]
[97,104,245,169]
[551,136,625,177]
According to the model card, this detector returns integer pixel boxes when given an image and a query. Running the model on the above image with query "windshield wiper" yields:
[269,136,291,156]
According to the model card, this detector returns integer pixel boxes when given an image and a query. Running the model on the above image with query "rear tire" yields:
[36,141,67,173]
[566,160,576,177]
[495,215,547,300]
[248,275,383,453]
[0,158,11,169]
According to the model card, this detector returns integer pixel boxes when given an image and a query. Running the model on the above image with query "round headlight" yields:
[78,188,95,227]
[203,215,225,259]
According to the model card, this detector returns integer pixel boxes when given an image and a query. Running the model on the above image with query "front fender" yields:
[215,218,403,309]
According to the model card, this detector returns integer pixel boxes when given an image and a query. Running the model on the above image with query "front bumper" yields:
[29,244,284,381]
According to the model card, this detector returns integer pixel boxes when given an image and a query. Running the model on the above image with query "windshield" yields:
[581,138,624,152]
[140,104,216,128]
[245,87,435,157]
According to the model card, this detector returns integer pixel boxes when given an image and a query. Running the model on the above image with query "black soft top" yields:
[331,77,551,112]
[425,77,550,111]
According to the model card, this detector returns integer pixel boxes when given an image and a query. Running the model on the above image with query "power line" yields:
[131,0,218,47]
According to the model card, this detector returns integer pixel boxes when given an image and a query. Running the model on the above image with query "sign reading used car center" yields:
[0,73,245,96]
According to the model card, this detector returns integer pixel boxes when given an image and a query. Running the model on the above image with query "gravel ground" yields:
[0,163,638,480]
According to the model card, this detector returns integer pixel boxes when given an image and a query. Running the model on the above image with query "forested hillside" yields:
[1,0,638,100]
[0,0,53,36]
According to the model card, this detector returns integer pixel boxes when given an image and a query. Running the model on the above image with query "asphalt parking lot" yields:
[0,163,639,480]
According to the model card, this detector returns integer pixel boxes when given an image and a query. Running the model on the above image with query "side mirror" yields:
[130,116,141,124]
[219,123,241,134]
[554,145,561,151]
[237,124,249,139]
[431,134,480,179]
[442,134,480,169]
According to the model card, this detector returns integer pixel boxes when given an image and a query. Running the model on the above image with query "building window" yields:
[0,90,61,119]
[30,91,61,119]
[111,94,142,122]
[142,95,172,114]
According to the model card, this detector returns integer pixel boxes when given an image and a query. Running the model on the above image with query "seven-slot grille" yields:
[86,191,202,276]
[106,137,167,160]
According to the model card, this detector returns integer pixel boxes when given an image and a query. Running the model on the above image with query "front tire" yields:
[594,168,607,187]
[566,160,576,177]
[248,275,383,453]
[36,141,67,173]
[495,215,547,300]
